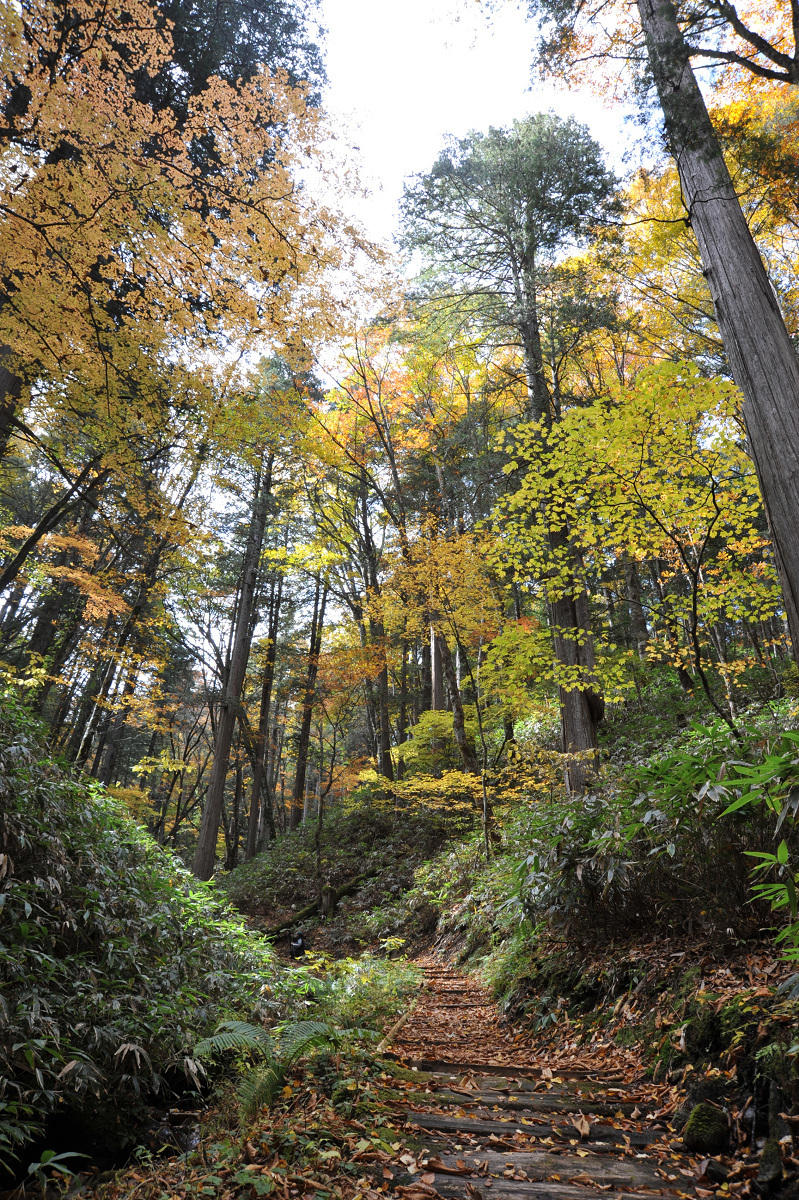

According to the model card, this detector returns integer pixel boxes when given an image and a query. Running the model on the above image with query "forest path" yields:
[379,958,698,1200]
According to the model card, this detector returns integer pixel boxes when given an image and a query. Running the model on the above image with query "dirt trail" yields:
[381,958,698,1200]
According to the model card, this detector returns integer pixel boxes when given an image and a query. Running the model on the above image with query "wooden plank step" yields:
[432,1002,496,1009]
[386,1057,628,1083]
[430,1091,654,1118]
[430,1177,680,1200]
[406,1112,664,1147]
[420,1149,669,1189]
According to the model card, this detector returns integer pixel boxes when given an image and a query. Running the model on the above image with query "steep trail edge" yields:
[379,958,697,1200]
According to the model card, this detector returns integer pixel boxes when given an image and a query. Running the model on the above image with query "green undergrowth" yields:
[355,692,799,1036]
[0,687,423,1185]
[436,698,799,964]
[224,794,463,948]
[0,690,281,1177]
[268,951,420,1033]
[194,954,420,1122]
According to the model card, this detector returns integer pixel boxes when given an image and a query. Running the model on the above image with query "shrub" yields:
[513,717,790,940]
[0,689,277,1173]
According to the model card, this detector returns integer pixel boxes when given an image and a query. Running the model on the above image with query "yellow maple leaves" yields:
[0,0,359,465]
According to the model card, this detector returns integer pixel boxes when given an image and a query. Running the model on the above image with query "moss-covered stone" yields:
[684,1001,721,1057]
[673,1069,730,1131]
[756,1138,783,1191]
[683,1102,729,1154]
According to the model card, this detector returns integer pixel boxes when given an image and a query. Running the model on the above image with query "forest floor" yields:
[79,949,789,1200]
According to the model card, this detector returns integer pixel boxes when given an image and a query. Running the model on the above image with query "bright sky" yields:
[319,0,631,247]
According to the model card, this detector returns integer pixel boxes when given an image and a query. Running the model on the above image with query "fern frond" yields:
[195,1020,273,1059]
[275,1020,337,1065]
[237,1064,284,1116]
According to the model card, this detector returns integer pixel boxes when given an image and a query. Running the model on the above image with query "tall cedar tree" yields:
[525,0,799,658]
[401,116,617,788]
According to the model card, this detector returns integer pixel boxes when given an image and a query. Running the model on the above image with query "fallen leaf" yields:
[572,1115,592,1138]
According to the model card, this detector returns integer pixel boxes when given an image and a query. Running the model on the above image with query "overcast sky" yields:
[318,0,631,246]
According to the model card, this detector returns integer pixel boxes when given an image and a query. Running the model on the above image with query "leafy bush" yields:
[316,953,419,1030]
[0,690,278,1173]
[194,955,419,1120]
[512,715,795,941]
[265,949,419,1031]
[714,727,799,955]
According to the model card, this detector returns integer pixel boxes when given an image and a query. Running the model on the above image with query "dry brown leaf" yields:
[573,1114,592,1138]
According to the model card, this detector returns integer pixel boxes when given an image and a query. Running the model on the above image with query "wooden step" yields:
[430,1177,681,1200]
[429,1091,655,1118]
[417,1148,673,1189]
[406,1112,666,1147]
[387,1057,628,1083]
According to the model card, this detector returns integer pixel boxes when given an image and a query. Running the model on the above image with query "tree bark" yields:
[245,572,283,859]
[622,552,649,658]
[193,460,272,879]
[545,527,603,793]
[396,638,409,779]
[637,0,799,658]
[289,575,328,831]
[430,625,445,711]
[437,633,480,775]
[550,590,603,794]
[0,358,22,462]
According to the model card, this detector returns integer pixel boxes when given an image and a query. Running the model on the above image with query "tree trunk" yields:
[550,590,602,794]
[193,460,272,879]
[437,633,480,775]
[545,527,603,793]
[374,648,394,779]
[289,575,328,831]
[419,633,432,717]
[430,625,445,711]
[244,573,283,859]
[0,358,23,462]
[396,639,408,779]
[637,0,799,659]
[622,553,649,658]
[96,668,138,784]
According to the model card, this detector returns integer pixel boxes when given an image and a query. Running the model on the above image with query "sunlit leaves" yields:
[498,360,781,679]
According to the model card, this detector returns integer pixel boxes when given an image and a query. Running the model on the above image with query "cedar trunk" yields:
[289,577,328,830]
[245,573,283,859]
[193,462,271,879]
[637,0,799,658]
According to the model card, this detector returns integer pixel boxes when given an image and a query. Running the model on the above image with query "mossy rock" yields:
[684,1001,722,1057]
[673,1068,731,1130]
[757,1138,783,1191]
[683,1102,730,1153]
